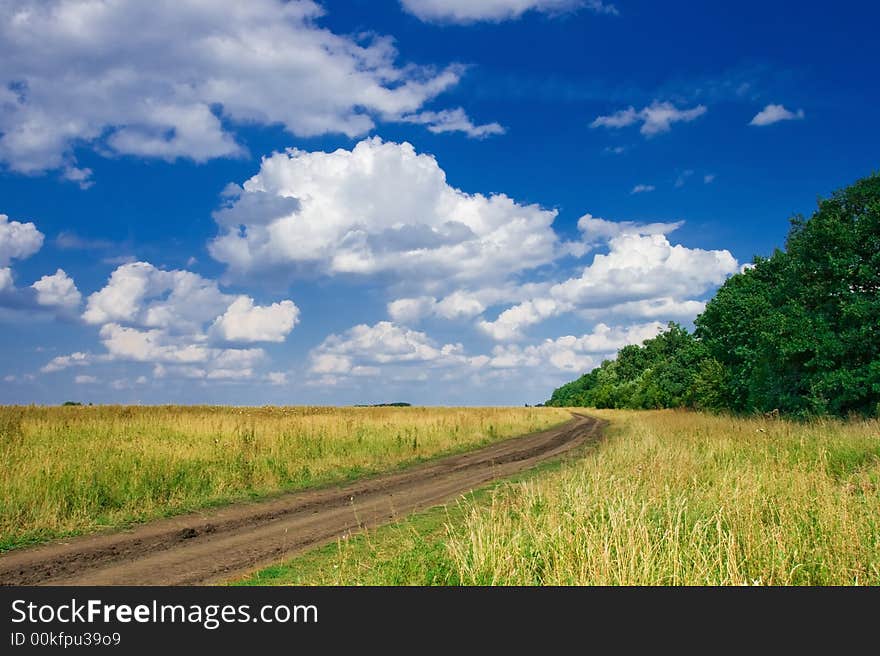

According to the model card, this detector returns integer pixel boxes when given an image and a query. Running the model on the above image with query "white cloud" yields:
[478,222,738,340]
[41,351,91,373]
[581,297,706,322]
[74,374,97,384]
[76,260,297,381]
[388,291,488,323]
[307,318,666,394]
[308,321,486,384]
[400,0,618,22]
[0,213,44,266]
[211,296,300,343]
[592,101,707,137]
[577,214,682,240]
[631,184,655,194]
[209,138,563,287]
[61,165,94,189]
[0,267,12,292]
[400,108,506,138]
[0,0,479,175]
[82,262,231,330]
[749,104,805,126]
[98,322,266,372]
[487,322,664,372]
[31,268,81,310]
[478,298,561,340]
[704,174,716,184]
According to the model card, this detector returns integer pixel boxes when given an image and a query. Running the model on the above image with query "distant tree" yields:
[548,172,880,418]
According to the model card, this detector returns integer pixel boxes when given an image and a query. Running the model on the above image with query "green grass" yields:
[233,456,579,586]
[237,409,880,586]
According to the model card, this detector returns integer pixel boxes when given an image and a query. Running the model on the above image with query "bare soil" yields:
[0,413,604,586]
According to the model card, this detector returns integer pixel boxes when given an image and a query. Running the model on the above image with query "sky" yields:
[1,0,878,406]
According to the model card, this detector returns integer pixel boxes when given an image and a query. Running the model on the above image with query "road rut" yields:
[0,413,604,585]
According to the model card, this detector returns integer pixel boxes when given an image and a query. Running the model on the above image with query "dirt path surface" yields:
[0,413,604,586]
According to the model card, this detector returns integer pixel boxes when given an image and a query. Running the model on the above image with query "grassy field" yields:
[240,409,880,586]
[0,405,569,551]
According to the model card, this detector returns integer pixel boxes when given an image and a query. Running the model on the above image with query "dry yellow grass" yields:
[0,405,569,551]
[443,409,880,585]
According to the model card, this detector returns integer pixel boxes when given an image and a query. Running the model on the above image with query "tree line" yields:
[546,173,880,418]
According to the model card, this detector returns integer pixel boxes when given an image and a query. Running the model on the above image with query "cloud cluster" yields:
[478,218,738,340]
[45,261,300,381]
[0,213,43,266]
[0,0,491,177]
[32,269,81,310]
[210,138,563,287]
[0,212,81,314]
[486,322,664,372]
[305,318,666,392]
[591,101,707,136]
[400,0,618,23]
[309,321,483,385]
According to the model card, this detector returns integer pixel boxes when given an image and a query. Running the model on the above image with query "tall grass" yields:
[445,410,880,585]
[0,405,569,551]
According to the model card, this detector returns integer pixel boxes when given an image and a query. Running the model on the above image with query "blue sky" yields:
[1,0,877,405]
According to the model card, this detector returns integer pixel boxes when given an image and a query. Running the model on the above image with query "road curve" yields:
[0,413,604,586]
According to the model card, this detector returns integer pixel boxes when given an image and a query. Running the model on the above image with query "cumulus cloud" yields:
[387,291,493,323]
[0,267,12,293]
[400,0,618,23]
[74,374,97,384]
[308,321,486,384]
[211,296,300,343]
[306,318,665,393]
[41,351,91,373]
[82,262,231,330]
[749,104,805,126]
[487,322,664,372]
[0,0,481,176]
[1,212,84,317]
[580,297,707,322]
[591,101,707,136]
[209,138,563,287]
[576,214,682,241]
[0,213,43,266]
[75,261,298,381]
[631,184,655,194]
[31,268,81,310]
[478,220,738,340]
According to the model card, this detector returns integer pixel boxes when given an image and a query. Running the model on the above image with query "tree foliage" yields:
[547,173,880,418]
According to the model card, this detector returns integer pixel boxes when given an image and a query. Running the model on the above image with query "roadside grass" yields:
[239,409,880,586]
[233,456,577,586]
[0,405,569,552]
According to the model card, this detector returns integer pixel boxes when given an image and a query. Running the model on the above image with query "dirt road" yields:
[0,413,604,586]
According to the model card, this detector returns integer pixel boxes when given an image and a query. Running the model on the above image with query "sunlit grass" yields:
[246,409,880,586]
[0,405,569,551]
[446,410,880,585]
